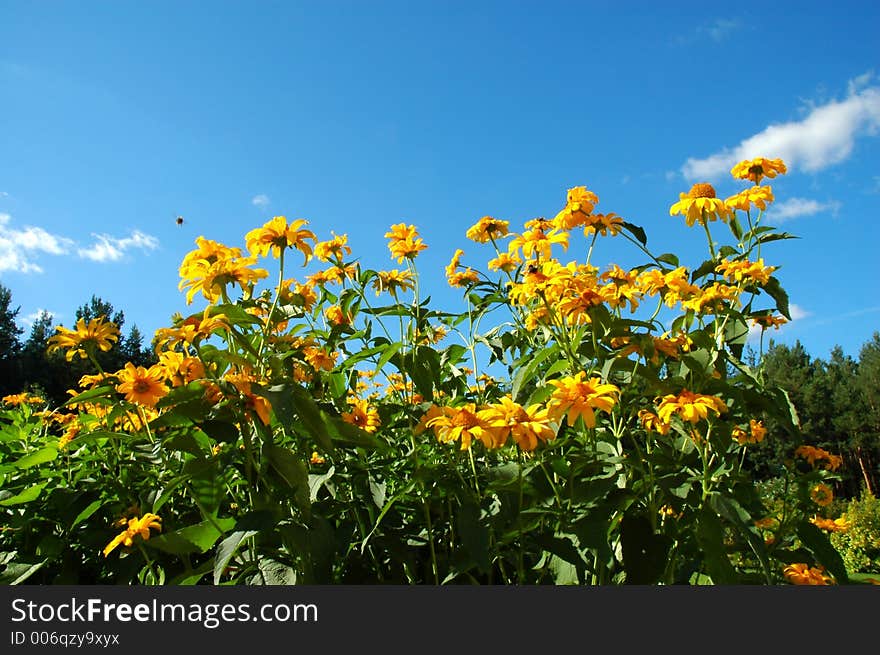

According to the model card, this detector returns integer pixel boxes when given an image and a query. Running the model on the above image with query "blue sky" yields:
[1,1,879,361]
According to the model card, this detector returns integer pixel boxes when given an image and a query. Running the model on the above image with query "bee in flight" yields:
[176,215,184,226]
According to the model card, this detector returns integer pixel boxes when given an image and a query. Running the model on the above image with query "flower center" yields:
[688,183,716,199]
[133,380,151,394]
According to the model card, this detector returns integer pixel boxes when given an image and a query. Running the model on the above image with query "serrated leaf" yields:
[214,530,257,584]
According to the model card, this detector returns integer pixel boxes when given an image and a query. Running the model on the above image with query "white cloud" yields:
[251,194,270,208]
[699,18,742,42]
[765,197,841,223]
[0,212,75,273]
[77,230,159,263]
[747,303,810,342]
[19,309,56,329]
[682,76,880,181]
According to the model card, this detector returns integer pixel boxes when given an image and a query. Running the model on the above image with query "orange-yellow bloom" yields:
[669,183,731,226]
[810,483,834,507]
[716,258,777,285]
[724,185,775,213]
[115,362,168,407]
[656,390,727,425]
[341,398,381,433]
[547,372,620,427]
[783,563,833,585]
[385,223,427,263]
[466,216,510,243]
[47,316,119,362]
[372,269,415,297]
[245,216,317,263]
[103,513,162,557]
[477,396,557,451]
[731,157,787,185]
[426,404,494,451]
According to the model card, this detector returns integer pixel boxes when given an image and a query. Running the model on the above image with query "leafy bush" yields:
[830,491,880,575]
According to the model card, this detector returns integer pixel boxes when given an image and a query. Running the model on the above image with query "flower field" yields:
[0,158,868,585]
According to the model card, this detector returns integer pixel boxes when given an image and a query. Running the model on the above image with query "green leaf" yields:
[323,413,387,451]
[146,518,235,555]
[185,458,224,516]
[456,502,490,573]
[13,446,58,469]
[71,499,106,529]
[796,520,849,584]
[309,466,336,502]
[696,507,738,584]
[656,253,680,268]
[511,344,557,402]
[374,341,402,375]
[263,444,309,510]
[214,530,257,585]
[61,385,115,408]
[620,514,670,584]
[199,420,240,443]
[622,221,647,246]
[0,560,46,585]
[761,276,791,320]
[0,482,46,506]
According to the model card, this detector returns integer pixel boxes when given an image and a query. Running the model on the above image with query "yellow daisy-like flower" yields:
[466,216,510,243]
[477,396,557,451]
[47,316,120,362]
[178,241,269,305]
[245,216,317,263]
[794,445,843,471]
[341,398,381,434]
[724,185,775,213]
[783,563,833,585]
[547,372,620,428]
[656,389,727,425]
[324,305,352,326]
[103,513,162,557]
[716,258,777,285]
[371,269,415,297]
[487,252,521,273]
[731,157,787,185]
[810,515,849,533]
[385,223,427,263]
[732,419,767,445]
[426,404,494,451]
[552,186,599,230]
[115,362,168,408]
[810,483,834,507]
[669,183,731,227]
[751,313,788,330]
[507,220,569,260]
[638,409,670,436]
[314,232,352,262]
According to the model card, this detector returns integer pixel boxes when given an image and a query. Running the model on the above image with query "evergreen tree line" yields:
[0,283,156,405]
[1,282,878,500]
[744,334,880,500]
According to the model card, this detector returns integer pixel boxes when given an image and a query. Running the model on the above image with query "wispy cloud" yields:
[77,230,159,263]
[681,74,880,181]
[765,197,841,223]
[699,18,742,42]
[747,303,810,342]
[251,194,270,208]
[19,309,56,329]
[0,212,75,273]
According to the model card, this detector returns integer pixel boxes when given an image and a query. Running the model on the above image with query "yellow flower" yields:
[445,249,480,287]
[669,183,730,227]
[310,451,326,465]
[810,515,849,533]
[656,390,727,425]
[552,186,599,230]
[810,483,834,507]
[731,157,787,185]
[638,409,670,435]
[47,316,120,362]
[325,305,351,326]
[2,393,46,406]
[372,269,415,297]
[547,372,620,428]
[751,313,788,330]
[477,396,557,451]
[385,223,427,263]
[245,216,317,263]
[341,398,381,433]
[680,282,740,315]
[304,347,338,371]
[724,185,775,213]
[507,220,569,260]
[795,445,843,471]
[244,393,272,426]
[103,513,162,557]
[178,241,268,305]
[716,258,777,285]
[115,362,168,408]
[314,232,352,262]
[731,418,766,445]
[466,216,510,243]
[783,563,833,585]
[487,252,521,273]
[426,404,494,451]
